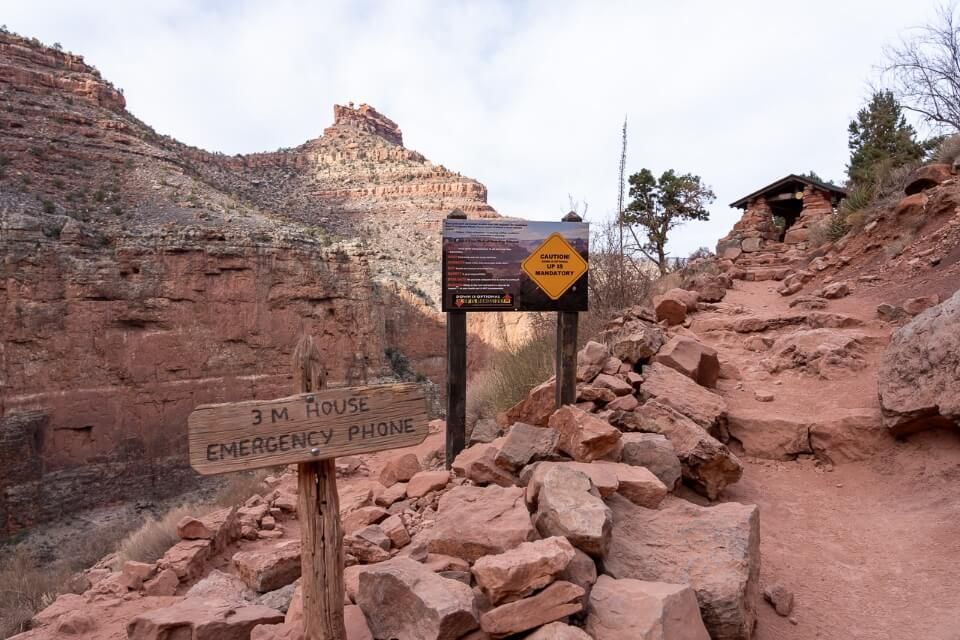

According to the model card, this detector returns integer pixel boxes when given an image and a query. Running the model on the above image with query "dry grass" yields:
[113,504,208,567]
[112,469,270,568]
[467,323,556,425]
[937,134,960,165]
[0,548,68,638]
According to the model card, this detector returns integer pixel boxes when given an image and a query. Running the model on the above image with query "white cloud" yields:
[1,0,941,255]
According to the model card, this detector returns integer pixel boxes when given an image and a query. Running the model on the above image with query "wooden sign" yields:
[521,233,589,300]
[188,382,429,475]
[441,218,589,312]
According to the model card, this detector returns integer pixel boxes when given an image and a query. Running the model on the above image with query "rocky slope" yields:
[0,32,508,534]
[11,170,960,638]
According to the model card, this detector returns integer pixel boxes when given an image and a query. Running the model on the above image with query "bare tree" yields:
[883,2,960,131]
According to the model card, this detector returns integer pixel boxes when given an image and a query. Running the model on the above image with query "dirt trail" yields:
[709,279,960,639]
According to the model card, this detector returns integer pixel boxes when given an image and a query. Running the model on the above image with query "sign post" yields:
[445,210,468,468]
[554,211,583,407]
[441,211,589,456]
[187,335,430,640]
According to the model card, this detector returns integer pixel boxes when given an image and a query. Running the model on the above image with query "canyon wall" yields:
[0,32,515,533]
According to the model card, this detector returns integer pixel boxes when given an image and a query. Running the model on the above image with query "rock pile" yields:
[21,284,761,640]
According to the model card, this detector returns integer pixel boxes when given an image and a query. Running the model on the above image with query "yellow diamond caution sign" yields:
[521,233,588,300]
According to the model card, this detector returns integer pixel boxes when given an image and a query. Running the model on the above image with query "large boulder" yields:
[479,581,585,638]
[586,575,710,640]
[879,291,960,433]
[471,536,576,605]
[639,363,727,436]
[534,465,612,557]
[356,558,478,640]
[548,406,621,462]
[604,495,760,640]
[429,485,537,562]
[653,335,720,388]
[634,401,742,500]
[904,162,953,195]
[619,433,682,491]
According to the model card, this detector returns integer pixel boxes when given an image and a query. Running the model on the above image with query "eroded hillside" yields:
[0,32,507,533]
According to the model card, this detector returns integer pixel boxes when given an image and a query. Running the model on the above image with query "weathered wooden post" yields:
[445,209,468,468]
[187,337,431,640]
[556,211,582,408]
[293,335,345,640]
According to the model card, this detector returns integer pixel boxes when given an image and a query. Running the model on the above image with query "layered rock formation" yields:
[0,32,508,533]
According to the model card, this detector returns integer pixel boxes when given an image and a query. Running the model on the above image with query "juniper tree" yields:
[622,168,714,276]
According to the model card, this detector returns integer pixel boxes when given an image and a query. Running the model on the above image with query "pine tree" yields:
[847,91,925,185]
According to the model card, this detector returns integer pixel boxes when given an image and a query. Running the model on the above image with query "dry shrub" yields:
[0,540,101,639]
[807,219,833,247]
[0,547,70,638]
[467,320,555,424]
[213,469,270,508]
[114,504,212,567]
[937,134,960,165]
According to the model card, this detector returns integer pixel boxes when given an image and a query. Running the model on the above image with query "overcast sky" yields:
[2,0,943,256]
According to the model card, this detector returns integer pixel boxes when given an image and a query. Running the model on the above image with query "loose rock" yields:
[586,575,709,640]
[472,536,576,604]
[534,465,612,557]
[619,433,682,491]
[548,406,621,462]
[480,581,585,638]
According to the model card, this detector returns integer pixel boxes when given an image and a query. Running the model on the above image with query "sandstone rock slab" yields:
[453,439,517,487]
[653,336,720,388]
[380,453,422,487]
[480,581,584,638]
[233,541,302,593]
[429,485,537,562]
[127,598,284,640]
[495,423,560,471]
[640,363,727,436]
[472,536,575,605]
[879,290,960,433]
[548,406,621,462]
[595,462,668,508]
